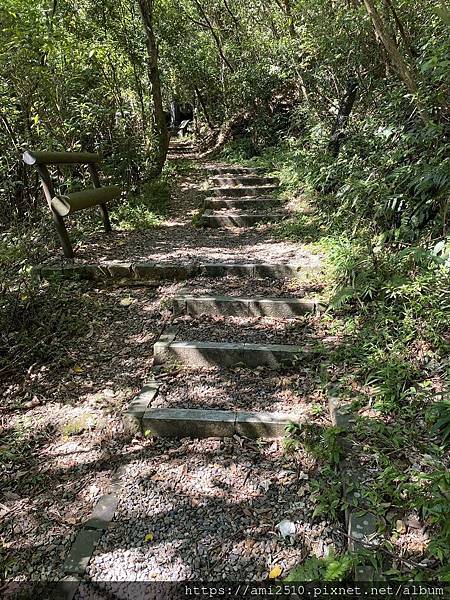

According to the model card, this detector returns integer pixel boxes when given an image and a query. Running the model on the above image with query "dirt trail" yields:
[1,143,343,595]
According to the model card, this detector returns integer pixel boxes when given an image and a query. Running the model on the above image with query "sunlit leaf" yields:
[268,565,282,579]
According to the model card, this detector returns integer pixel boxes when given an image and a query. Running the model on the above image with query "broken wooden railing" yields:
[23,150,122,258]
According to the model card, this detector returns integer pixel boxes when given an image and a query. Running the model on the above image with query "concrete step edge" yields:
[203,210,285,217]
[172,295,326,317]
[154,340,306,351]
[142,407,300,438]
[38,262,318,281]
[199,213,285,228]
[210,186,278,192]
[209,178,279,183]
[203,166,266,174]
[153,338,309,368]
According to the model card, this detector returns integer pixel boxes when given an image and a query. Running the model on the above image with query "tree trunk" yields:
[283,0,296,38]
[383,0,416,59]
[194,86,214,129]
[362,0,428,121]
[328,77,358,157]
[138,0,169,176]
[198,110,251,158]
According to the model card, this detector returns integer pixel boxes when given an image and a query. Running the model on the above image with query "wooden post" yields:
[23,150,101,165]
[23,149,118,257]
[88,164,112,233]
[36,165,74,258]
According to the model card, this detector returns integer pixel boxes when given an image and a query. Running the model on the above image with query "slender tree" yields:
[138,0,169,175]
[328,76,359,157]
[362,0,429,121]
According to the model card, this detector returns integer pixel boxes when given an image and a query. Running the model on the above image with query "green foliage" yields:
[421,471,450,565]
[430,401,450,447]
[0,0,153,226]
[286,422,345,466]
[111,177,170,230]
[285,552,354,582]
[285,423,345,520]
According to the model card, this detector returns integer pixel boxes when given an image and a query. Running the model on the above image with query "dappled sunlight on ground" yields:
[84,437,343,582]
[42,160,323,268]
[152,365,329,415]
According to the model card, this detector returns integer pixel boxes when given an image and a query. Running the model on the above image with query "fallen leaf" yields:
[268,564,282,579]
[144,532,154,542]
[244,538,255,550]
[64,515,79,525]
[23,396,40,409]
[259,479,270,492]
[72,365,84,374]
[0,502,11,515]
[3,491,20,500]
[120,297,133,307]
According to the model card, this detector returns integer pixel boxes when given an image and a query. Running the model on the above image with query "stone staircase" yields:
[167,139,196,158]
[56,145,379,585]
[199,166,286,228]
[126,163,325,441]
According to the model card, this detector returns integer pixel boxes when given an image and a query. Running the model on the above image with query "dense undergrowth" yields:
[220,113,449,578]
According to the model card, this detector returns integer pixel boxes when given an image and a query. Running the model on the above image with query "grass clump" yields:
[111,177,170,230]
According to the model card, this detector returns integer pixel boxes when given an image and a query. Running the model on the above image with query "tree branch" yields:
[192,0,235,72]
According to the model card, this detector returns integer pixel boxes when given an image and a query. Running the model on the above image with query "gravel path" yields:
[82,437,343,585]
[152,366,327,414]
[44,225,321,267]
[1,153,341,589]
[174,276,324,299]
[42,159,322,268]
[172,314,340,347]
[0,282,170,584]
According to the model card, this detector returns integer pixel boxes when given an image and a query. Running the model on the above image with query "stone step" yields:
[203,166,265,175]
[173,295,324,318]
[210,185,278,197]
[209,176,279,187]
[168,145,195,152]
[205,196,279,209]
[142,408,296,438]
[198,263,312,279]
[199,210,284,228]
[153,339,306,368]
[169,142,195,148]
[124,368,308,439]
[168,148,195,155]
[40,261,315,281]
